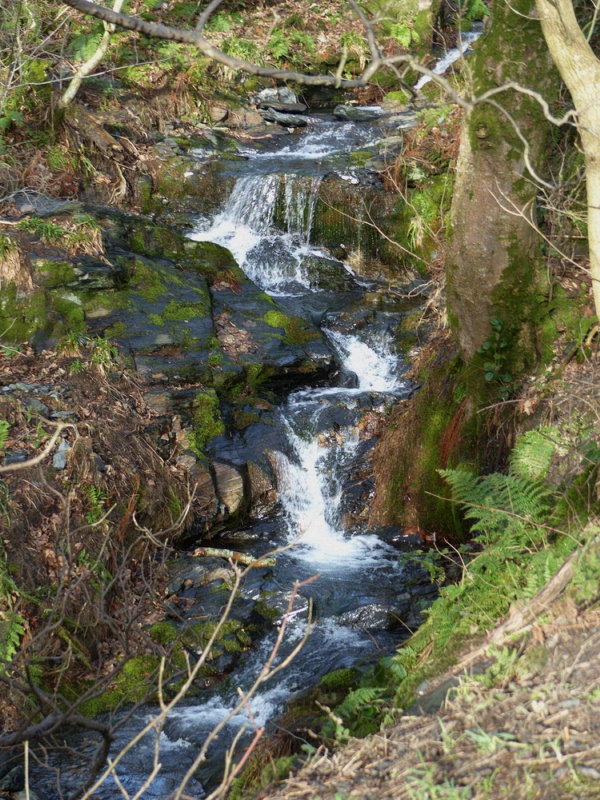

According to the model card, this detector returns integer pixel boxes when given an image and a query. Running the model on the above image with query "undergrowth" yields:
[324,419,600,735]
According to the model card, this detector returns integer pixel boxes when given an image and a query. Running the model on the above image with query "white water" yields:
[236,118,383,161]
[414,26,484,90]
[325,328,404,393]
[191,173,327,293]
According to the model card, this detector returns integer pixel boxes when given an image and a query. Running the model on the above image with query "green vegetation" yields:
[262,310,319,346]
[189,390,225,457]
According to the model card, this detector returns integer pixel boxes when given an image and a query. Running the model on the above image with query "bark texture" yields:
[536,0,600,323]
[447,0,556,363]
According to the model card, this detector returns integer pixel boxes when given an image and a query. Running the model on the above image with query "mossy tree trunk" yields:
[535,0,600,322]
[446,0,558,371]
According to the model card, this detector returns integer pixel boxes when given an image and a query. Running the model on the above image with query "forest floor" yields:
[263,597,600,800]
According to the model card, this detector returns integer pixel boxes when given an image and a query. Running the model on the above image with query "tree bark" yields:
[535,0,600,322]
[447,0,557,364]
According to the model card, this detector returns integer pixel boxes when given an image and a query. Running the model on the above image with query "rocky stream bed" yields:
[2,107,445,799]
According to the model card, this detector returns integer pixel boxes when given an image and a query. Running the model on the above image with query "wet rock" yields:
[12,193,83,217]
[209,265,333,391]
[333,105,383,122]
[247,460,277,515]
[302,255,358,292]
[261,108,309,127]
[190,462,219,523]
[338,596,411,630]
[144,389,172,416]
[52,439,71,470]
[257,100,307,114]
[213,462,244,515]
[383,111,418,130]
[32,255,126,291]
[227,109,265,129]
[166,556,222,594]
[2,451,28,466]
[339,440,376,530]
[0,764,24,792]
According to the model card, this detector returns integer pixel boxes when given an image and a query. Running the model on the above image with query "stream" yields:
[32,101,462,798]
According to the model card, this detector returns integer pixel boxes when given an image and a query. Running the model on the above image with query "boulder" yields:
[333,105,383,122]
[338,596,411,630]
[257,100,307,114]
[247,460,277,515]
[208,104,229,123]
[302,255,359,292]
[227,109,265,129]
[261,108,309,127]
[213,462,244,515]
[256,86,298,105]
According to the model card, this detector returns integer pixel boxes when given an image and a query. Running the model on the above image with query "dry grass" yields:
[263,602,600,800]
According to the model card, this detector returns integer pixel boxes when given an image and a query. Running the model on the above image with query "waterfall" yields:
[283,175,320,245]
[325,329,404,393]
[191,173,323,293]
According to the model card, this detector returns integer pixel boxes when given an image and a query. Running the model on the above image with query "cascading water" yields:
[35,114,435,800]
[193,173,325,293]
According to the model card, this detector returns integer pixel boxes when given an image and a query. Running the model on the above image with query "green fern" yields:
[509,428,559,481]
[0,419,9,451]
[440,469,553,543]
[0,611,25,663]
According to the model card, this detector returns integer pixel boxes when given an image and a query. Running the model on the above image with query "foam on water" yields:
[325,328,403,393]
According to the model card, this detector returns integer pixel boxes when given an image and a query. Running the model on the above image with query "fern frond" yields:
[509,428,559,481]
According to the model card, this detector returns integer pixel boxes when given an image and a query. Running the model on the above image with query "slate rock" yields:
[302,255,359,292]
[213,462,245,515]
[333,105,383,122]
[257,100,307,114]
[338,596,412,630]
[261,108,309,127]
[256,87,297,105]
[25,398,50,417]
[0,764,24,792]
[52,439,71,470]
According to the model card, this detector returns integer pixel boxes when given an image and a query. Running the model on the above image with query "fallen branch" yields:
[192,545,276,568]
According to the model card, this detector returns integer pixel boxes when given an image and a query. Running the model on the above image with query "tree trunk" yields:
[446,0,557,367]
[535,0,600,322]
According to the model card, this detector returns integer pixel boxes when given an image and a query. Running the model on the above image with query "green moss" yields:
[185,240,238,278]
[254,599,279,623]
[53,296,86,334]
[79,655,160,715]
[320,667,359,691]
[190,390,225,457]
[234,409,260,430]
[130,260,168,302]
[148,313,164,327]
[162,298,209,321]
[181,618,244,652]
[262,310,319,346]
[104,320,128,338]
[208,351,223,366]
[0,284,53,342]
[349,150,373,167]
[37,261,78,289]
[149,621,178,645]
